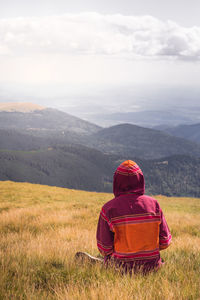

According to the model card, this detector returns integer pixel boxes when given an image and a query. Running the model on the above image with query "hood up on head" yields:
[113,160,145,197]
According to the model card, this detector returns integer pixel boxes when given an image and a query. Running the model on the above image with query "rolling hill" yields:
[1,102,200,159]
[0,128,85,150]
[0,145,115,192]
[0,145,199,197]
[163,123,200,144]
[86,123,200,159]
[0,103,100,135]
[0,129,52,151]
[0,102,200,197]
[0,102,45,112]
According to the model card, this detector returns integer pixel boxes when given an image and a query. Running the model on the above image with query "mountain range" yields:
[0,102,199,197]
[0,103,100,135]
[66,107,200,128]
[1,103,200,159]
[85,123,200,159]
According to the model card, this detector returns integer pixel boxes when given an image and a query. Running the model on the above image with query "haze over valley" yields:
[1,84,200,128]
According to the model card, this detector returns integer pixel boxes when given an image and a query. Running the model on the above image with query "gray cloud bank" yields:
[0,12,200,60]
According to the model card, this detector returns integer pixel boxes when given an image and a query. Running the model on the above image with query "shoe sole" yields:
[75,252,103,263]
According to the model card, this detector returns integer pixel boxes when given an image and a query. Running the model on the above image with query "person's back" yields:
[96,160,172,273]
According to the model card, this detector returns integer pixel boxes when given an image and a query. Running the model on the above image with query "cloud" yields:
[0,12,200,60]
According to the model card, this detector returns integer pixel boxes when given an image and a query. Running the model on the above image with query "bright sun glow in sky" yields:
[0,0,200,107]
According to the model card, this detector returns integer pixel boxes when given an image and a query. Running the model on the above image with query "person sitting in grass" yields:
[96,160,172,274]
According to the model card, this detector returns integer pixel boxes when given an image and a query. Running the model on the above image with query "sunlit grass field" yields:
[0,181,199,300]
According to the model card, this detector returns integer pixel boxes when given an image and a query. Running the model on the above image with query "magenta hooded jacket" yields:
[96,160,172,272]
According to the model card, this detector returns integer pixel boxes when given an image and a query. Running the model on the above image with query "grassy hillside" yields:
[0,102,45,112]
[0,181,199,300]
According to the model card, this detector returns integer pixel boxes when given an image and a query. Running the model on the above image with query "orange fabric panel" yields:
[114,222,160,253]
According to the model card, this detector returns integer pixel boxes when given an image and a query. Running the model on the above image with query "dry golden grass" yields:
[0,181,199,300]
[0,102,45,112]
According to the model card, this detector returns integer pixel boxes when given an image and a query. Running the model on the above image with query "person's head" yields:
[113,160,145,196]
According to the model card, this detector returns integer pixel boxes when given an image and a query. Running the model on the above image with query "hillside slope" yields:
[0,106,100,135]
[0,146,200,196]
[0,102,45,112]
[164,123,200,144]
[0,128,83,150]
[0,181,199,300]
[0,145,114,192]
[1,103,200,159]
[0,102,200,197]
[86,123,200,159]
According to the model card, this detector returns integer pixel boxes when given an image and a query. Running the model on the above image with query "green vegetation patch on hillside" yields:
[0,181,199,299]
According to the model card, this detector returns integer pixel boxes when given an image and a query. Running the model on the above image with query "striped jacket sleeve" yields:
[159,209,172,250]
[96,208,114,256]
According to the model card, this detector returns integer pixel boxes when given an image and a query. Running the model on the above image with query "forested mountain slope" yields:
[0,146,199,197]
[0,145,114,192]
[0,102,200,197]
[86,123,200,159]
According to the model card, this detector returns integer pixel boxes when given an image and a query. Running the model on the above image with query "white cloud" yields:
[0,12,200,60]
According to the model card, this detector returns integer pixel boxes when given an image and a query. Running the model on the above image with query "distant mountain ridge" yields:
[86,123,200,159]
[163,123,200,144]
[0,104,200,159]
[0,106,100,135]
[0,102,200,197]
[82,110,198,128]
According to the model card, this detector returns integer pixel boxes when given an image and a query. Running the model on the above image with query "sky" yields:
[0,0,200,113]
